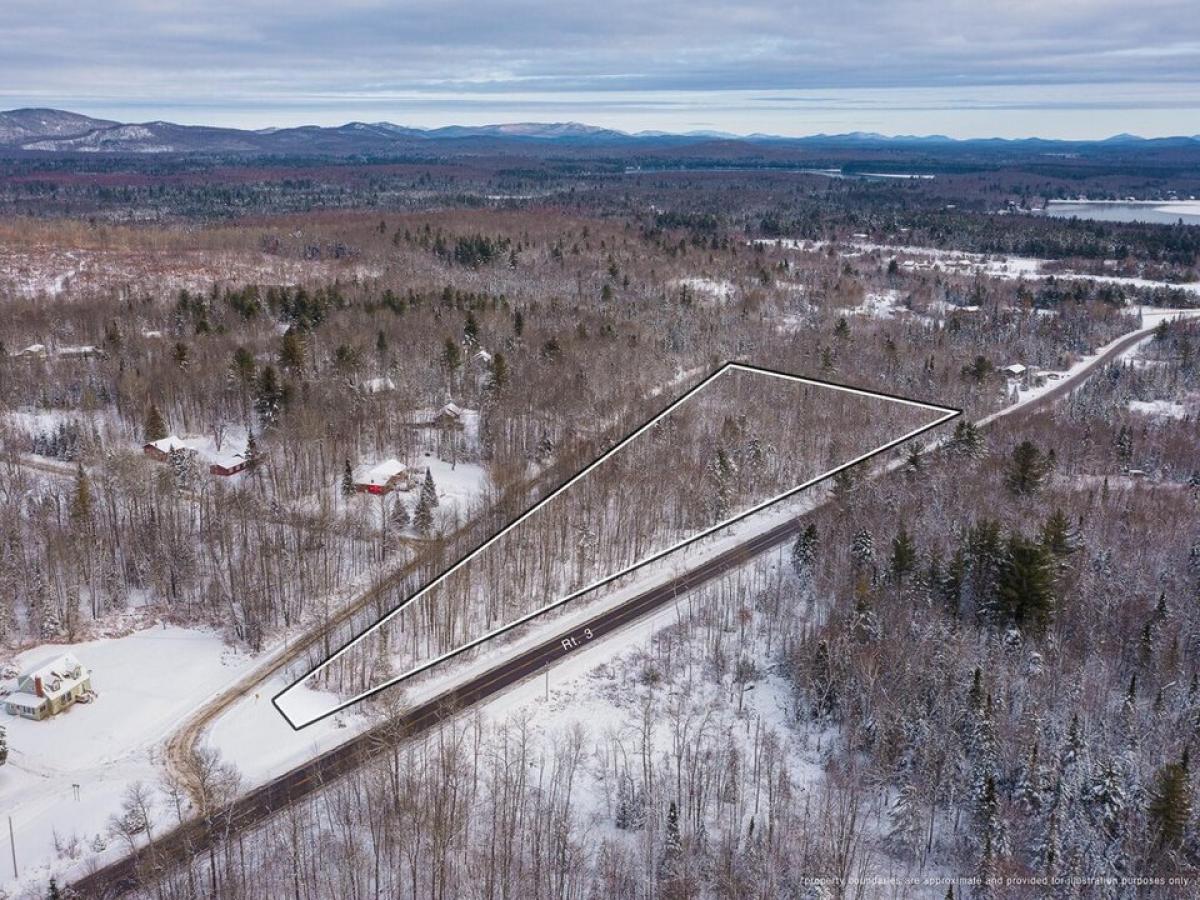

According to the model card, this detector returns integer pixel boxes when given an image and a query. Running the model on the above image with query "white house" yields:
[3,653,93,721]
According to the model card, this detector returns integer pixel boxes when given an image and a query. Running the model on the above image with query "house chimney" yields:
[35,675,44,697]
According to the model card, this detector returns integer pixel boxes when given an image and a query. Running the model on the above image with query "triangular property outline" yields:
[273,363,960,729]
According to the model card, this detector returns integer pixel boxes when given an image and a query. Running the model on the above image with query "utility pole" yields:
[8,815,16,879]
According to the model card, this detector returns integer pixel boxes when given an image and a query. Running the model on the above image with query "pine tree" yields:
[1005,440,1050,496]
[1040,508,1080,558]
[70,464,93,527]
[489,352,509,392]
[231,346,256,385]
[341,460,355,498]
[887,781,924,857]
[790,523,818,580]
[1088,757,1127,840]
[951,420,985,458]
[997,533,1055,636]
[244,430,260,471]
[279,329,305,371]
[708,446,736,521]
[1015,742,1045,815]
[420,467,439,508]
[0,723,7,766]
[659,799,683,880]
[890,525,917,584]
[442,337,462,375]
[1148,748,1192,849]
[615,773,633,829]
[390,497,410,530]
[962,519,1005,625]
[463,311,480,347]
[414,491,435,536]
[254,365,286,426]
[144,403,168,442]
[851,528,875,571]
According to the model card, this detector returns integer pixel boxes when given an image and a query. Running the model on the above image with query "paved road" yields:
[70,320,1165,898]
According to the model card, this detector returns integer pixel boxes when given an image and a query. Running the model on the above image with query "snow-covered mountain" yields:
[0,108,119,145]
[2,108,1199,156]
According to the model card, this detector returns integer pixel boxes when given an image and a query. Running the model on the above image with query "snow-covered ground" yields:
[0,244,380,301]
[674,276,735,303]
[1128,399,1191,419]
[838,288,904,319]
[210,483,839,793]
[759,238,1200,298]
[0,626,257,893]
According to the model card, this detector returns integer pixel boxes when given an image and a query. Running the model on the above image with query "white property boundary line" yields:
[274,362,959,729]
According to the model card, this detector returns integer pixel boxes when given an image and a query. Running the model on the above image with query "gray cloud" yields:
[2,0,1198,137]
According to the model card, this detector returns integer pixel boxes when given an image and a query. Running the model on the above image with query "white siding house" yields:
[3,653,93,721]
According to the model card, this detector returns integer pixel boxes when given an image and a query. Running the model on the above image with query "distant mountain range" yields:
[1,108,1197,157]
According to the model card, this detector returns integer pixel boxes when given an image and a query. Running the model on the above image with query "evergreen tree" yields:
[997,533,1055,636]
[420,467,439,508]
[254,365,286,426]
[708,446,736,521]
[231,346,256,385]
[341,460,355,498]
[1015,742,1045,815]
[513,309,525,338]
[1088,756,1127,840]
[961,519,1005,624]
[1147,748,1191,849]
[464,311,480,348]
[442,337,462,376]
[144,403,168,442]
[887,781,924,857]
[1040,508,1080,558]
[951,420,985,458]
[70,464,92,528]
[890,525,917,584]
[279,329,305,372]
[414,491,435,536]
[0,722,7,766]
[790,523,818,580]
[659,799,683,880]
[1005,440,1050,496]
[851,528,875,572]
[244,430,260,471]
[489,352,509,392]
[390,497,410,530]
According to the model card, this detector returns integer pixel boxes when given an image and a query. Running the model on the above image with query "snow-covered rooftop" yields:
[17,652,88,702]
[355,458,408,487]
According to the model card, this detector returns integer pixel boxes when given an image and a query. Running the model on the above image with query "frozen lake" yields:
[1043,200,1200,226]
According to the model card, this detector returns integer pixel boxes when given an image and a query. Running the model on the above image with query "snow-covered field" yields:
[0,626,257,893]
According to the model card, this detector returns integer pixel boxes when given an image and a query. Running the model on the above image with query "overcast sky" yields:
[3,0,1198,138]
